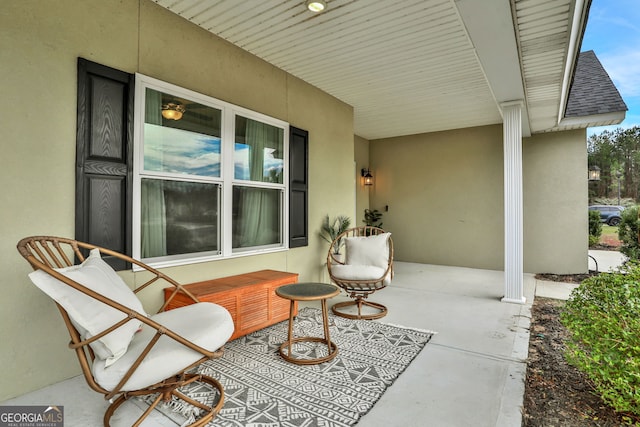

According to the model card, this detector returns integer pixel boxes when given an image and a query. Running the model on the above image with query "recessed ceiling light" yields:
[306,0,327,13]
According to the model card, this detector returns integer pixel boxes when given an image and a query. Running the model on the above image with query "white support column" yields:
[501,101,526,304]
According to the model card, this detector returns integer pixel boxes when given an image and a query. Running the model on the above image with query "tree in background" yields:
[588,126,640,204]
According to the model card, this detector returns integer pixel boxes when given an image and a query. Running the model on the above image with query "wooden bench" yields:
[164,269,299,340]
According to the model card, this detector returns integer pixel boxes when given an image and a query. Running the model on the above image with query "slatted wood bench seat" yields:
[164,269,299,340]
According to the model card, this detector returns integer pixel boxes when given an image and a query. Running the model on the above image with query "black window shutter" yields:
[75,58,134,270]
[289,126,309,248]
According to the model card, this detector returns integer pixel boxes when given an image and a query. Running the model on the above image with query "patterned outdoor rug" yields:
[171,307,434,426]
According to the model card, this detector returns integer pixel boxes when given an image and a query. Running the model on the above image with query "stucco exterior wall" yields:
[369,125,588,273]
[370,126,505,269]
[523,129,588,274]
[0,0,354,400]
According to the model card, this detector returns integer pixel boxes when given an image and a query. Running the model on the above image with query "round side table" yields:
[275,282,340,365]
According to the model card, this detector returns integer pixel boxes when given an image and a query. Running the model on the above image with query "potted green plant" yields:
[320,215,351,254]
[363,209,383,228]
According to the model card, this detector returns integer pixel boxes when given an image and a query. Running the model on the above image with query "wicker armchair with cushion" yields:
[326,226,393,320]
[17,236,234,427]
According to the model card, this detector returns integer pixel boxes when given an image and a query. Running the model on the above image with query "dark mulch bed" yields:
[523,296,640,426]
[535,271,600,284]
[591,245,621,251]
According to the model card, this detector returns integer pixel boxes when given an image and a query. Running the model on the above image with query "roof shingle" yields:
[565,50,627,117]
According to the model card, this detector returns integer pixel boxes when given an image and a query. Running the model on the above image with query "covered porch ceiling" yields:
[153,0,592,140]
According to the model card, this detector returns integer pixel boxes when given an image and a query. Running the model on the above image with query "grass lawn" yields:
[600,225,621,246]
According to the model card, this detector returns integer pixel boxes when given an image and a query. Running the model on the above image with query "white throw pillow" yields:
[344,232,391,269]
[28,249,146,366]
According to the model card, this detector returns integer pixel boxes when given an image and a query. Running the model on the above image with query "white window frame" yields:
[133,74,289,268]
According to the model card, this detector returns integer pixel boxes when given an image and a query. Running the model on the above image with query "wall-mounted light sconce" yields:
[306,0,327,13]
[361,168,374,186]
[161,102,186,120]
[588,165,601,181]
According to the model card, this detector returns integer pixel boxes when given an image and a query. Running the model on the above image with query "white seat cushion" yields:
[92,302,234,392]
[330,264,391,286]
[344,232,391,269]
[28,249,147,366]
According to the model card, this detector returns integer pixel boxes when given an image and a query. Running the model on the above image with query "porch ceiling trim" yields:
[153,0,597,139]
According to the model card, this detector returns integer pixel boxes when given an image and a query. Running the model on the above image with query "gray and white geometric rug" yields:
[171,307,434,427]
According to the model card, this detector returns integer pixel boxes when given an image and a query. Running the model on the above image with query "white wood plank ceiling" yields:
[153,0,588,140]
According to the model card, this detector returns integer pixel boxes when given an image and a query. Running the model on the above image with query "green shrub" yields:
[561,263,640,416]
[619,206,640,260]
[589,209,602,246]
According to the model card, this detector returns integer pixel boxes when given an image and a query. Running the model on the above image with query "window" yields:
[133,75,288,267]
[233,115,285,251]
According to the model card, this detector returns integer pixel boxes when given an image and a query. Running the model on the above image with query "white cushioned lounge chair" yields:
[17,236,234,427]
[326,226,393,320]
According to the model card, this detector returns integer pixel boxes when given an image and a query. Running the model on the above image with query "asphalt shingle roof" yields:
[565,50,627,117]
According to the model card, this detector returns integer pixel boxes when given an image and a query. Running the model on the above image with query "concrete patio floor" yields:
[2,251,625,426]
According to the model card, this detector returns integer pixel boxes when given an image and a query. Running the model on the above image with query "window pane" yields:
[141,179,219,258]
[232,186,281,249]
[144,88,221,177]
[234,116,284,183]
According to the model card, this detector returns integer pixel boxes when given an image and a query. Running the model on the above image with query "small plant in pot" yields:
[363,209,383,234]
[320,215,351,255]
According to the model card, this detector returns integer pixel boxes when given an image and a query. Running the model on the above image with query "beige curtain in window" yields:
[140,90,168,258]
[141,179,167,258]
[234,120,280,247]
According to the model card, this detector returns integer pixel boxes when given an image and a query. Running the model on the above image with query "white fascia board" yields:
[558,0,591,125]
[557,111,627,129]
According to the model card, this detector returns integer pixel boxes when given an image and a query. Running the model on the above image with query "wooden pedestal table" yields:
[275,283,340,365]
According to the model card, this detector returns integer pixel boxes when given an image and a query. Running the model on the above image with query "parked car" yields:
[588,205,625,226]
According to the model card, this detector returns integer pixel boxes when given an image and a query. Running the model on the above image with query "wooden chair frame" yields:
[17,236,227,427]
[326,226,394,320]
